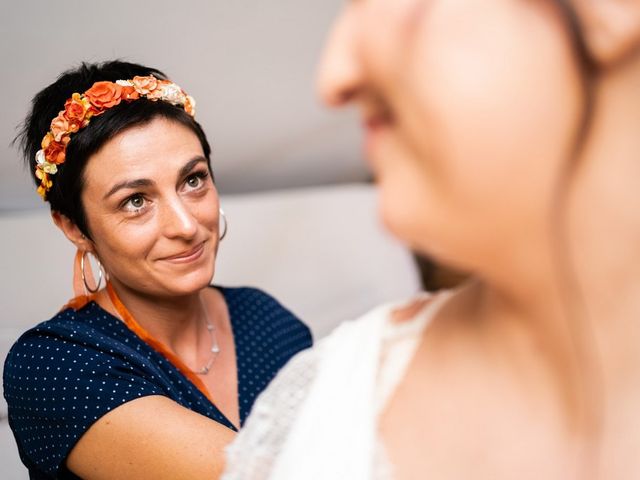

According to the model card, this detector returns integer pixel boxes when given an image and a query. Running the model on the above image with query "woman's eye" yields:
[187,175,201,188]
[123,194,145,212]
[185,171,209,190]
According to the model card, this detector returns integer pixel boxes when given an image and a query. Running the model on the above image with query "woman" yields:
[224,0,640,478]
[3,61,312,479]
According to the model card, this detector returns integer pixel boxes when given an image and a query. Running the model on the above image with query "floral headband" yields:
[35,75,196,200]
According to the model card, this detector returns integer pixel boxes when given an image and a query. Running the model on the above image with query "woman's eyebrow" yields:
[102,156,208,200]
[103,178,153,200]
[178,156,209,179]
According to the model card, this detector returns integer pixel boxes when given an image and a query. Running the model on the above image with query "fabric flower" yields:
[132,75,158,95]
[184,95,196,117]
[42,162,58,174]
[120,85,140,101]
[50,113,73,142]
[37,185,48,199]
[160,83,185,105]
[63,93,89,123]
[41,133,67,165]
[35,169,53,199]
[144,80,169,100]
[35,168,49,181]
[34,75,196,201]
[35,149,46,165]
[85,81,124,110]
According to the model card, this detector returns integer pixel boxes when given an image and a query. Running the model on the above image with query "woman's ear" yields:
[52,212,94,253]
[575,0,640,67]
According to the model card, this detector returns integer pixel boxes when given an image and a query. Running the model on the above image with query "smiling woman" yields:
[73,119,220,299]
[2,61,312,480]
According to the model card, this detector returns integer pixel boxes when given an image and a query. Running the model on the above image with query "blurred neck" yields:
[562,49,640,387]
[481,49,640,331]
[465,51,640,435]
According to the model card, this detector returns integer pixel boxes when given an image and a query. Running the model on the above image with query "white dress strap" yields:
[376,291,454,413]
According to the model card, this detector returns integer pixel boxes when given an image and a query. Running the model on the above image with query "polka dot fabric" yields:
[3,286,312,479]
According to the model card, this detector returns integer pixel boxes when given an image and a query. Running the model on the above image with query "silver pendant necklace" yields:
[108,291,221,375]
[195,306,221,375]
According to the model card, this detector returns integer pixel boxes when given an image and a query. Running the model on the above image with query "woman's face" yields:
[80,117,220,298]
[318,0,584,272]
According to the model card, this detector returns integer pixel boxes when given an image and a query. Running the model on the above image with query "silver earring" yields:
[81,251,103,295]
[219,207,228,241]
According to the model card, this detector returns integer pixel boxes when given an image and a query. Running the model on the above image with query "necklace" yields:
[195,304,221,375]
[106,282,221,376]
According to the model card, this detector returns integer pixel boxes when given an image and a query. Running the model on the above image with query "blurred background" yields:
[1,0,368,209]
[0,1,425,476]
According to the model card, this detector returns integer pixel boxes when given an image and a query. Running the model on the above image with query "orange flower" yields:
[50,112,75,142]
[35,168,50,182]
[146,80,174,100]
[41,133,67,165]
[64,93,89,124]
[85,81,124,110]
[132,75,158,95]
[35,169,53,199]
[121,85,140,101]
[34,76,196,201]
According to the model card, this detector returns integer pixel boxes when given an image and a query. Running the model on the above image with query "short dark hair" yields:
[15,60,212,237]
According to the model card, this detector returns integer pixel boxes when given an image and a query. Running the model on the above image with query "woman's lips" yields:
[160,242,206,264]
[364,114,389,131]
[363,114,392,160]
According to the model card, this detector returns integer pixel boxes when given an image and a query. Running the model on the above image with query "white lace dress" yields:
[223,291,453,480]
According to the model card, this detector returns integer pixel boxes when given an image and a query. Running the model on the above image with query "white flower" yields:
[42,162,58,174]
[116,79,134,86]
[161,83,186,105]
[35,150,46,165]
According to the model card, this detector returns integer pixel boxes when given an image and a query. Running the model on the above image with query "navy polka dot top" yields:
[3,286,312,479]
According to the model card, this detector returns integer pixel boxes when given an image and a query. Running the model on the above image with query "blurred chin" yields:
[376,183,418,249]
[377,181,472,273]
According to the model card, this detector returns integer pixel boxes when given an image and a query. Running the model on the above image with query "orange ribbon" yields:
[105,282,214,404]
[63,253,214,404]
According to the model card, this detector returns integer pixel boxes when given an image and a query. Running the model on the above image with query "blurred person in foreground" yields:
[223,0,640,478]
[3,61,312,479]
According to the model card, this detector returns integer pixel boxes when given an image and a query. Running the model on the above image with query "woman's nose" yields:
[161,198,198,240]
[316,8,364,108]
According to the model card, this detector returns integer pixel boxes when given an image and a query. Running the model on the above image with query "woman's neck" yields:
[470,52,640,435]
[564,52,640,402]
[97,281,208,355]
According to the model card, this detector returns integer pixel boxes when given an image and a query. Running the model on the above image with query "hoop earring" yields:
[219,207,228,241]
[81,251,103,295]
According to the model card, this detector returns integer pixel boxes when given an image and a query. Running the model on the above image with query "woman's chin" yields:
[160,266,216,297]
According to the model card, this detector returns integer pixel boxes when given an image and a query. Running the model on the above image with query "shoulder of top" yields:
[215,286,308,334]
[215,285,281,305]
[7,303,114,349]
